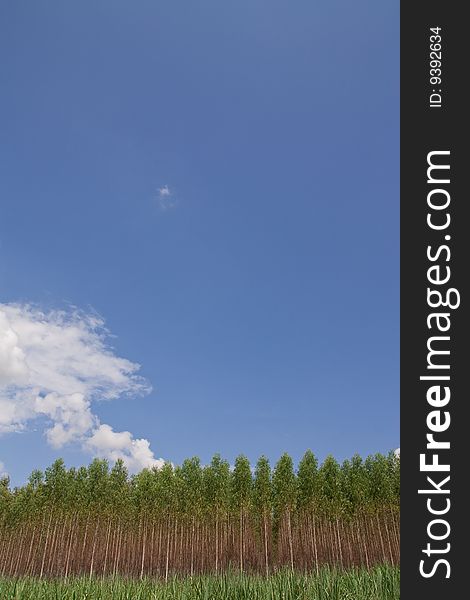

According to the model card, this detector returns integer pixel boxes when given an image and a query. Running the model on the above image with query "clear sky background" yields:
[0,0,399,486]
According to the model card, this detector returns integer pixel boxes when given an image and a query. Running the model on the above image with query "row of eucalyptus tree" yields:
[0,451,399,577]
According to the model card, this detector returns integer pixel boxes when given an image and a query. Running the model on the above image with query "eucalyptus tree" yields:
[318,455,343,517]
[85,459,110,577]
[297,450,319,572]
[44,459,68,510]
[23,469,45,527]
[364,453,396,563]
[297,450,318,513]
[57,466,81,578]
[179,457,203,519]
[109,459,129,508]
[132,467,157,578]
[27,469,44,493]
[0,484,31,576]
[39,459,70,577]
[272,453,297,571]
[253,455,272,576]
[0,450,401,576]
[73,466,89,515]
[386,451,400,510]
[231,455,253,572]
[0,477,13,576]
[0,475,11,524]
[86,459,110,511]
[104,459,130,576]
[364,454,393,511]
[0,475,10,499]
[177,457,203,574]
[204,454,230,573]
[153,462,176,581]
[340,454,368,517]
[318,455,346,565]
[386,451,401,562]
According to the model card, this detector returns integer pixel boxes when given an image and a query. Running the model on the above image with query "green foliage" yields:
[230,455,253,514]
[154,462,176,516]
[365,453,395,510]
[0,451,400,526]
[204,454,230,518]
[272,453,296,514]
[178,457,204,519]
[86,458,110,510]
[318,455,343,517]
[253,456,271,518]
[109,459,130,516]
[297,450,318,511]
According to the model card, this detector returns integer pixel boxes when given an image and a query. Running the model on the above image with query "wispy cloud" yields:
[158,185,171,198]
[0,303,164,472]
[157,185,177,211]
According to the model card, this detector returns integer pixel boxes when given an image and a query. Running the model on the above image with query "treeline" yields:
[0,451,399,578]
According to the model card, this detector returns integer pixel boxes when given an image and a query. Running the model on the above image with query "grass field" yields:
[0,566,399,600]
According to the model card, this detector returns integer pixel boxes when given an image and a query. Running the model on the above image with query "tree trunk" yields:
[165,515,171,582]
[263,512,269,577]
[287,509,294,572]
[215,514,219,574]
[39,511,53,579]
[239,510,243,573]
[89,519,100,579]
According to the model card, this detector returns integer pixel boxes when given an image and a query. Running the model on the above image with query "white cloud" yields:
[157,185,177,211]
[0,461,7,479]
[394,448,400,459]
[85,424,164,472]
[0,303,164,472]
[0,311,28,385]
[35,392,96,448]
[158,185,171,197]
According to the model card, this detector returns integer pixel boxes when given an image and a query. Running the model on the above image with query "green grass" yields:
[0,566,399,600]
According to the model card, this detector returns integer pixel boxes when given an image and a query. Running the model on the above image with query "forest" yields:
[0,451,400,579]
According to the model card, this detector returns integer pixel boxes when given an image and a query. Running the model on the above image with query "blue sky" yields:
[0,1,399,485]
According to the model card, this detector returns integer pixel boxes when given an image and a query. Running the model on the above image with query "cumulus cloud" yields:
[0,303,164,472]
[394,448,400,459]
[157,185,177,211]
[35,392,96,448]
[86,424,164,472]
[0,461,7,479]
